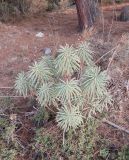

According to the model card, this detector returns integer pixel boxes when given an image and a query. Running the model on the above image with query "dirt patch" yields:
[0,8,84,87]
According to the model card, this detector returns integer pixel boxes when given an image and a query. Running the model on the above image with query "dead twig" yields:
[0,87,14,89]
[103,118,129,135]
[95,45,118,64]
[0,96,27,98]
[107,43,121,72]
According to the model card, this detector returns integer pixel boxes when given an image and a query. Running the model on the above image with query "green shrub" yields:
[0,147,17,160]
[46,0,60,11]
[32,127,62,159]
[46,0,75,11]
[101,0,123,4]
[118,146,129,160]
[15,42,112,142]
[32,107,49,127]
[32,118,99,159]
[0,0,31,22]
[0,114,17,160]
[100,148,109,158]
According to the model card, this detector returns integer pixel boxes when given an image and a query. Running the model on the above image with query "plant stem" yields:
[63,130,65,146]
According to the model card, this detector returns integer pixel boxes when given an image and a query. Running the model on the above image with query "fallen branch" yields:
[103,118,129,135]
[0,96,27,98]
[0,87,14,89]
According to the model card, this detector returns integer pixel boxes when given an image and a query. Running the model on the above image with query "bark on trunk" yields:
[75,0,99,31]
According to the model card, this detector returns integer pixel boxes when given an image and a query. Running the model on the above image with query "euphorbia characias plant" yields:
[15,42,112,144]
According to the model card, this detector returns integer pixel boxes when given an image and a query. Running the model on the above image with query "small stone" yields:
[43,47,52,55]
[36,32,44,38]
[8,56,18,63]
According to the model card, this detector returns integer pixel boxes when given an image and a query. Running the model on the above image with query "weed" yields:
[0,0,31,22]
[118,146,129,160]
[33,107,49,127]
[100,148,109,159]
[33,128,61,159]
[0,147,17,160]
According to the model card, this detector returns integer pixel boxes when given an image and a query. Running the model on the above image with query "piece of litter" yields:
[36,32,44,38]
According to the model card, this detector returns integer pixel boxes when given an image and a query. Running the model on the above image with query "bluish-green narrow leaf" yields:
[27,59,54,88]
[37,83,55,107]
[77,42,94,66]
[56,105,83,131]
[55,44,80,77]
[81,66,109,100]
[56,79,82,104]
[14,71,29,97]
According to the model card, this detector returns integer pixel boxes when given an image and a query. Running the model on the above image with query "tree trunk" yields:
[75,0,99,31]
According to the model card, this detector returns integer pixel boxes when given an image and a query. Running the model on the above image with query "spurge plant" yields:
[15,42,112,141]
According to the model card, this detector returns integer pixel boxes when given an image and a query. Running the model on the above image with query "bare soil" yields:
[0,8,84,87]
